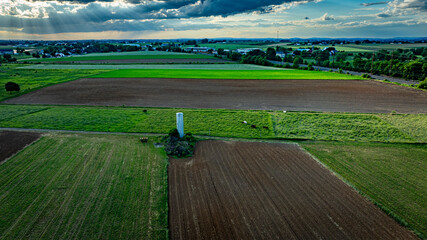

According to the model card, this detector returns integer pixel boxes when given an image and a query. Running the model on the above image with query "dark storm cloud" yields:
[361,2,388,7]
[2,0,319,34]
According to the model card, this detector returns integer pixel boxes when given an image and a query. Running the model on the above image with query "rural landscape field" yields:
[1,0,427,239]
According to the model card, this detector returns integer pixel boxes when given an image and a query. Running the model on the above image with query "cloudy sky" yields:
[0,0,426,40]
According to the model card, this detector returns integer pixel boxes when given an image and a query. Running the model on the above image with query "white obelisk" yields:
[176,112,184,138]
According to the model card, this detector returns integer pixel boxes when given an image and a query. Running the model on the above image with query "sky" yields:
[0,0,426,40]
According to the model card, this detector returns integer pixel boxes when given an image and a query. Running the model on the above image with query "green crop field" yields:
[27,53,215,62]
[378,114,427,142]
[19,64,277,70]
[0,133,168,239]
[302,142,427,238]
[1,105,424,143]
[0,66,109,101]
[272,112,413,142]
[91,69,363,80]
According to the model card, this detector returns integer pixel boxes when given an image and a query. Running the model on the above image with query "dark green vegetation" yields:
[27,53,215,62]
[0,66,108,101]
[1,105,425,143]
[163,129,197,158]
[0,133,168,239]
[302,142,427,238]
[92,69,363,80]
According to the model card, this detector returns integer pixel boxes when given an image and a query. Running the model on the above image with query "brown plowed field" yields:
[54,58,228,64]
[169,141,417,239]
[0,131,41,163]
[6,78,427,113]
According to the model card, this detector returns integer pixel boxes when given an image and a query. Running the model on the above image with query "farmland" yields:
[1,105,425,143]
[301,142,427,237]
[90,69,363,79]
[0,66,108,101]
[19,64,276,70]
[169,140,417,239]
[26,53,217,62]
[1,48,426,239]
[0,131,40,163]
[0,133,168,239]
[6,77,427,114]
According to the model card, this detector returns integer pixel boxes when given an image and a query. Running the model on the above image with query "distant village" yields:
[0,38,425,61]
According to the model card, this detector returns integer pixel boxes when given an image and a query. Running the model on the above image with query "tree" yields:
[266,47,276,60]
[5,82,20,92]
[335,52,347,62]
[201,38,209,44]
[217,48,225,55]
[230,52,242,61]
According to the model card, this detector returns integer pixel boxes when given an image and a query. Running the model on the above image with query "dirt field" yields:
[6,78,427,113]
[169,141,418,239]
[0,131,41,163]
[54,58,229,64]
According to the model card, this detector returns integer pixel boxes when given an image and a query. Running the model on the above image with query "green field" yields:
[19,64,277,70]
[0,105,273,139]
[302,142,427,238]
[378,114,427,142]
[27,53,215,62]
[0,133,168,239]
[91,69,363,80]
[1,105,425,143]
[272,112,413,142]
[0,66,108,101]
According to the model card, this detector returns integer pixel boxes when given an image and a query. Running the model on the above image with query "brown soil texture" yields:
[6,78,427,113]
[54,58,228,64]
[169,141,418,239]
[0,131,41,163]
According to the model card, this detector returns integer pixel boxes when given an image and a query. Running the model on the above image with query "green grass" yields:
[1,105,423,143]
[0,105,48,122]
[91,69,363,80]
[27,53,215,62]
[272,112,414,142]
[0,106,273,138]
[19,64,277,70]
[0,133,168,239]
[0,66,109,101]
[379,114,427,142]
[301,142,427,238]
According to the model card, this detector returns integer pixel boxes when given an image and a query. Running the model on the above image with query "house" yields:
[236,48,263,55]
[184,47,214,53]
[276,51,286,58]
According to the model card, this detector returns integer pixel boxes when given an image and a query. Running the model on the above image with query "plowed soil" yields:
[169,141,417,239]
[0,131,41,163]
[54,58,228,64]
[6,78,427,113]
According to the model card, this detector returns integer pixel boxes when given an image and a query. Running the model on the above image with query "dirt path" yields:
[169,140,418,239]
[5,78,427,113]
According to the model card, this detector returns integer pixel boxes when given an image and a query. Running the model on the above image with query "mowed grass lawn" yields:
[0,133,168,239]
[1,105,425,142]
[91,69,363,80]
[302,142,427,238]
[0,66,109,101]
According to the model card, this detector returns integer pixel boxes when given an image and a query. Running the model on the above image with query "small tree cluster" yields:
[5,82,20,92]
[163,129,197,158]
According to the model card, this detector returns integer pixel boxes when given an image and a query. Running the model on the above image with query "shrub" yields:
[5,82,20,92]
[418,78,427,89]
[361,73,371,79]
[163,128,197,158]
